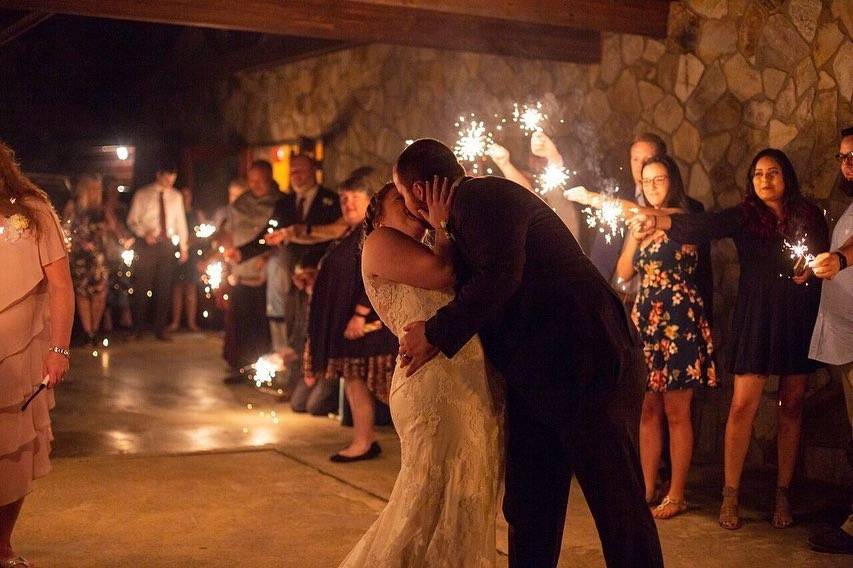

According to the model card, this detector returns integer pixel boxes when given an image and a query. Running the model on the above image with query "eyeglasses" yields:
[641,175,669,187]
[836,152,853,165]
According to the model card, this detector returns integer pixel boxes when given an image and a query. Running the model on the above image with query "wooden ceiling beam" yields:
[0,11,53,47]
[358,0,670,38]
[3,0,602,63]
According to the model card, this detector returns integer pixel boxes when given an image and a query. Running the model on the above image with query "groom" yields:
[396,139,663,567]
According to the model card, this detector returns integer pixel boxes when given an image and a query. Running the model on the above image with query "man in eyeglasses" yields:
[808,126,853,555]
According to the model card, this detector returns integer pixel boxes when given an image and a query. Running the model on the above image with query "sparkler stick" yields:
[581,192,626,244]
[204,261,224,290]
[537,164,570,195]
[21,375,50,412]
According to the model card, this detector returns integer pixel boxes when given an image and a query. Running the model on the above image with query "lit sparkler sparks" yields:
[121,248,135,267]
[512,101,547,135]
[453,117,494,163]
[194,223,216,238]
[249,353,287,388]
[582,193,625,244]
[783,236,814,275]
[537,164,570,195]
[205,261,224,290]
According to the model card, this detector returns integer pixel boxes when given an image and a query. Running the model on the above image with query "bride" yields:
[339,180,502,567]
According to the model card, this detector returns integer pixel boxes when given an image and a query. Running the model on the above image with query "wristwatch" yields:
[49,346,71,359]
[833,251,849,271]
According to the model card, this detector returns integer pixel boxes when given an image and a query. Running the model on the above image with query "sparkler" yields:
[512,101,547,135]
[249,353,286,388]
[582,193,625,244]
[537,164,570,195]
[121,248,135,267]
[194,223,216,239]
[205,261,224,290]
[453,116,494,163]
[783,236,814,275]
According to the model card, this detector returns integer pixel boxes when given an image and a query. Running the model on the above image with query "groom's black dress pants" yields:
[502,346,663,568]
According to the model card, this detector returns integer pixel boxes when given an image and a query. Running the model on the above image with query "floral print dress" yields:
[68,208,109,297]
[632,234,717,392]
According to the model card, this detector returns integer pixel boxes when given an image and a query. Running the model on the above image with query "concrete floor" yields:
[14,333,851,566]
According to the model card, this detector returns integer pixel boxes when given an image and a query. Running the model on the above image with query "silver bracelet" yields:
[49,346,70,359]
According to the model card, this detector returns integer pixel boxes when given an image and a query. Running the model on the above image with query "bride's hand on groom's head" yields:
[399,320,439,377]
[417,175,455,229]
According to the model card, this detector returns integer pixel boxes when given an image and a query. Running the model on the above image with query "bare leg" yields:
[724,374,766,489]
[76,295,93,337]
[776,374,806,488]
[184,283,199,331]
[91,289,108,336]
[337,378,376,457]
[654,389,694,518]
[0,497,24,560]
[773,374,807,528]
[639,391,664,503]
[168,282,183,331]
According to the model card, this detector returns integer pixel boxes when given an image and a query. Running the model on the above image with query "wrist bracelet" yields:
[49,346,70,359]
[834,251,848,271]
[353,313,367,319]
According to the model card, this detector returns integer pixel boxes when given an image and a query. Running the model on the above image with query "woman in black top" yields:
[305,174,397,462]
[629,148,829,530]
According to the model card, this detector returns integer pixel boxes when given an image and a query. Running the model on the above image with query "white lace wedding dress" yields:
[339,275,503,567]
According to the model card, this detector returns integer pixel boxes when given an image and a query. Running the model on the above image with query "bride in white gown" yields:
[339,181,502,567]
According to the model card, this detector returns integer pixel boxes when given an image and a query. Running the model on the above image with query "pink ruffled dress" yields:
[0,200,67,506]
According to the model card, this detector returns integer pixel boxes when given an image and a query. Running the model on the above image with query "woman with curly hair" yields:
[629,148,829,530]
[0,141,74,567]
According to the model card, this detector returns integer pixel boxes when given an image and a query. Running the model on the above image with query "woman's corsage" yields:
[1,213,31,243]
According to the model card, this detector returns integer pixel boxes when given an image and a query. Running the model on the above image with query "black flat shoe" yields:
[330,442,381,463]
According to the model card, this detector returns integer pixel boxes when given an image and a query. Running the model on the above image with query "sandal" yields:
[772,486,794,528]
[2,557,33,567]
[653,495,688,519]
[719,486,742,530]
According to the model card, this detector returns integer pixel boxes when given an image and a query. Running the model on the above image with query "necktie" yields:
[158,190,168,241]
[296,196,306,222]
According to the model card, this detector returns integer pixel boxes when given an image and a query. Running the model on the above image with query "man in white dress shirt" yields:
[808,127,853,555]
[127,161,188,340]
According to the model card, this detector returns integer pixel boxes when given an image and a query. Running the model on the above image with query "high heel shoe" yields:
[719,486,741,530]
[772,486,794,528]
[330,442,381,463]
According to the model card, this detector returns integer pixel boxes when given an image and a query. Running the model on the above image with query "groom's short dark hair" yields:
[395,139,465,188]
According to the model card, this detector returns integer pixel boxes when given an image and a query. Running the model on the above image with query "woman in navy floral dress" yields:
[614,155,716,520]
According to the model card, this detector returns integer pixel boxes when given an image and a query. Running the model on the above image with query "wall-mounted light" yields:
[116,146,129,160]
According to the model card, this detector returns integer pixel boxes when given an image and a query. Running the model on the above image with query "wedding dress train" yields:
[339,275,502,567]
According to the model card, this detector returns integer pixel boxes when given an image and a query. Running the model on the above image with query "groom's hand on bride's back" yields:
[399,321,439,377]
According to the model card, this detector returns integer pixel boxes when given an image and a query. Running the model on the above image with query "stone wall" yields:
[188,0,853,484]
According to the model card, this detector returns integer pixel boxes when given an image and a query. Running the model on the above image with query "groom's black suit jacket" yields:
[424,176,641,426]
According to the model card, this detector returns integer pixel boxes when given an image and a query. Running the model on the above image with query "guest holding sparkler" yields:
[0,141,73,567]
[64,173,110,346]
[304,173,397,458]
[222,161,278,370]
[168,187,204,332]
[612,155,717,519]
[807,127,853,555]
[629,148,829,530]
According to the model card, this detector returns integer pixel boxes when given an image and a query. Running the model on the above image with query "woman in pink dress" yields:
[0,141,74,567]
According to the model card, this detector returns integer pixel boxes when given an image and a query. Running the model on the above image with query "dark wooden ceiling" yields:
[1,0,672,63]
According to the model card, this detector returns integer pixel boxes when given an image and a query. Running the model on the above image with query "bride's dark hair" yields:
[362,182,396,241]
